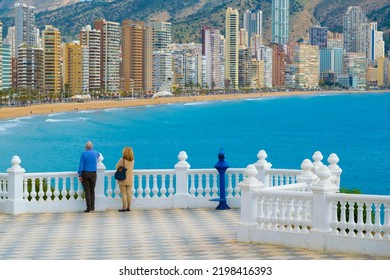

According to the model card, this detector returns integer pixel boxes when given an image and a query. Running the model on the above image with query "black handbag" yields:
[114,158,127,181]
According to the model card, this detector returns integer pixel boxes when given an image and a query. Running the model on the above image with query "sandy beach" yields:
[0,90,387,120]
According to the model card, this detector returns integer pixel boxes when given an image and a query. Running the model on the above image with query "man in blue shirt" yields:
[78,141,100,213]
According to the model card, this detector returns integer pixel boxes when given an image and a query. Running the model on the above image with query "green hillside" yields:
[0,0,388,52]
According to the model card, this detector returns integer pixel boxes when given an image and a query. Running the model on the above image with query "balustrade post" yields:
[5,156,26,215]
[327,153,342,189]
[296,159,318,190]
[95,153,107,211]
[312,151,324,173]
[237,164,265,242]
[311,166,338,234]
[254,150,272,187]
[173,151,190,208]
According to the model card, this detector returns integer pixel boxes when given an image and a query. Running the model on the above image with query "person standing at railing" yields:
[115,147,135,212]
[78,141,100,213]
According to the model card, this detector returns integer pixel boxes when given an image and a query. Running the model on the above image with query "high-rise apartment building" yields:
[150,21,172,92]
[294,43,319,88]
[238,47,252,88]
[42,25,61,96]
[367,22,385,61]
[171,43,203,89]
[257,45,273,88]
[0,21,2,91]
[80,25,101,94]
[63,43,83,95]
[309,26,328,49]
[343,52,368,88]
[270,43,285,87]
[251,59,264,89]
[272,0,289,45]
[122,20,153,94]
[17,43,44,93]
[243,10,263,49]
[202,27,223,89]
[343,6,368,55]
[377,57,389,86]
[2,43,12,90]
[319,48,344,80]
[94,19,120,94]
[225,7,239,89]
[15,2,38,54]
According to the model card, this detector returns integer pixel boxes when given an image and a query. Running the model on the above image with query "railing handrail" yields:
[260,183,308,191]
[265,168,301,175]
[24,171,78,177]
[327,192,390,203]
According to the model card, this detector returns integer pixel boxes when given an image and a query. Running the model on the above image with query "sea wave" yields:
[104,107,127,112]
[0,122,20,133]
[183,101,211,106]
[45,117,88,123]
[48,112,66,117]
[78,110,99,114]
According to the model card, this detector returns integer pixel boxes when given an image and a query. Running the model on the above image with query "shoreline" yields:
[0,89,388,120]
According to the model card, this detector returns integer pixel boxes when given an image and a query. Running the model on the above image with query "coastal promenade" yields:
[0,208,387,260]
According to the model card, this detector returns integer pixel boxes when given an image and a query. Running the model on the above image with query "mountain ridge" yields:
[0,0,388,52]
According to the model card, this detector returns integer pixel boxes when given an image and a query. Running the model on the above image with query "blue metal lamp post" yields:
[211,149,230,210]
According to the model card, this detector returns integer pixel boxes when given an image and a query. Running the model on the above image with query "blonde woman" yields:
[115,147,135,212]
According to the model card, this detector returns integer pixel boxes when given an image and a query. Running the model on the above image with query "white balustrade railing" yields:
[187,168,244,199]
[23,172,81,202]
[0,173,8,201]
[238,152,390,258]
[256,189,312,233]
[265,169,301,187]
[327,193,390,240]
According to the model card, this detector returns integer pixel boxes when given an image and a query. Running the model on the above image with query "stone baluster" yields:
[46,177,53,200]
[211,174,218,198]
[174,151,190,208]
[204,174,211,198]
[152,175,159,197]
[297,159,318,190]
[160,175,167,197]
[237,164,265,242]
[168,174,174,197]
[5,156,26,215]
[95,153,107,211]
[60,177,67,200]
[227,174,233,198]
[137,175,143,198]
[145,175,151,198]
[310,166,339,238]
[327,153,342,189]
[312,151,324,173]
[254,150,272,187]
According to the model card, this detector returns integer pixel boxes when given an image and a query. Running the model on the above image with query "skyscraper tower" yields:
[15,2,37,54]
[309,26,328,49]
[243,10,263,49]
[42,25,61,96]
[122,20,153,94]
[202,26,223,89]
[80,25,101,94]
[225,7,239,89]
[149,21,172,92]
[272,0,289,45]
[94,19,120,94]
[343,6,368,55]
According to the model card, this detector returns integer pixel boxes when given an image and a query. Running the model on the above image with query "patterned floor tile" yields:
[0,208,388,260]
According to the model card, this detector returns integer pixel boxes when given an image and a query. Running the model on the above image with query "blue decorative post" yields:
[211,149,230,210]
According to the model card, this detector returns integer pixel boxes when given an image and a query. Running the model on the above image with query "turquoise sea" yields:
[0,92,389,195]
